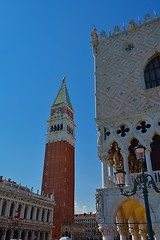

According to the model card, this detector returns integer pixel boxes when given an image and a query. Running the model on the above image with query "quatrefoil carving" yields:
[117,125,129,137]
[136,121,151,133]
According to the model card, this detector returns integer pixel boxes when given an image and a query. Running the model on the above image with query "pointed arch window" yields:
[144,55,160,89]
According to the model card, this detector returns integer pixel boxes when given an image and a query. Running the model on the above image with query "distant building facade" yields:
[41,77,76,240]
[0,176,54,240]
[74,213,102,240]
[91,12,160,240]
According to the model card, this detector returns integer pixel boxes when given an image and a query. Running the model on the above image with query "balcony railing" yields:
[106,170,160,188]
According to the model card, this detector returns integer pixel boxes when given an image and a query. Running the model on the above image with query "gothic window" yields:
[150,134,160,171]
[144,55,160,89]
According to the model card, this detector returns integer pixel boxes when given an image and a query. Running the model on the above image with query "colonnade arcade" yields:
[0,196,53,240]
[115,199,148,240]
[0,229,51,240]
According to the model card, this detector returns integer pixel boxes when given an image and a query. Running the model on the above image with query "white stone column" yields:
[37,231,40,240]
[49,209,53,223]
[107,161,114,177]
[30,231,35,240]
[139,229,147,240]
[118,225,128,240]
[43,209,48,222]
[145,147,153,176]
[102,229,115,240]
[121,150,130,186]
[130,227,139,240]
[32,207,37,221]
[1,230,6,240]
[6,201,11,216]
[47,232,51,240]
[101,159,108,188]
[38,208,43,221]
[153,224,160,240]
[100,225,116,240]
[24,230,29,240]
[26,205,31,220]
[0,199,3,214]
[20,204,25,219]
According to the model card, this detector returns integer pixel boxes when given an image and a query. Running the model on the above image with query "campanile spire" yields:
[42,77,75,239]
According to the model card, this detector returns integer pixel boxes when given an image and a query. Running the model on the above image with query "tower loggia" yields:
[42,77,75,240]
[91,13,160,240]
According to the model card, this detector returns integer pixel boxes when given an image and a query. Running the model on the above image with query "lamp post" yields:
[8,210,24,239]
[115,144,160,240]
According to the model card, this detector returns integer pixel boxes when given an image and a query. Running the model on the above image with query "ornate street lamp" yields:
[8,210,24,239]
[115,144,160,240]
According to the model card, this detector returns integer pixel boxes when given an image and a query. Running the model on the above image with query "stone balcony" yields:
[105,170,160,188]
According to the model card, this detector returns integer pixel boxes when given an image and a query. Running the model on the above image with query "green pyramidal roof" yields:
[52,77,73,109]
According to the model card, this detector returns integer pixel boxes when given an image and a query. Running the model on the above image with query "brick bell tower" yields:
[42,77,75,240]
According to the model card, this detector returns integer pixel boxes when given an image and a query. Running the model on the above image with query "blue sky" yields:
[0,0,160,213]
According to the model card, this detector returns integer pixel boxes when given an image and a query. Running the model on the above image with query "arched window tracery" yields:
[150,134,160,171]
[144,55,160,89]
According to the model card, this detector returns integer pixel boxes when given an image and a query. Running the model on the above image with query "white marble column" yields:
[24,230,29,240]
[1,230,6,240]
[26,205,31,219]
[0,199,3,214]
[6,201,11,216]
[48,209,53,223]
[130,227,140,240]
[121,150,130,186]
[102,229,115,240]
[99,224,116,240]
[20,204,25,219]
[38,208,43,221]
[139,229,147,240]
[107,161,114,177]
[153,224,160,240]
[145,147,153,176]
[101,159,108,188]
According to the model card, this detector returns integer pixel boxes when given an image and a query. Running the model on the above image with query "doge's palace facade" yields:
[91,13,160,240]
